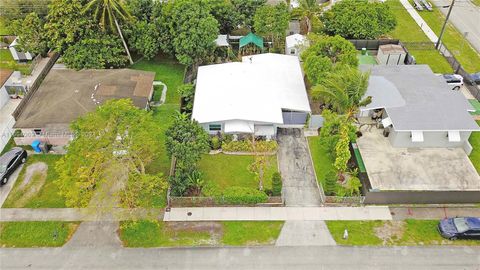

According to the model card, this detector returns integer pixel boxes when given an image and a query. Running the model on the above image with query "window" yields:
[290,49,296,55]
[209,124,221,131]
[33,129,42,135]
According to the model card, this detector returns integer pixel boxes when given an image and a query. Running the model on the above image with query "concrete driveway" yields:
[277,128,323,206]
[0,164,23,207]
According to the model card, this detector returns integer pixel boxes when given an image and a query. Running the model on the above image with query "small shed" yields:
[285,34,307,56]
[376,44,406,66]
[215,35,229,47]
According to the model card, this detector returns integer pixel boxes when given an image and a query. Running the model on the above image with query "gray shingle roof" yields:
[361,65,479,131]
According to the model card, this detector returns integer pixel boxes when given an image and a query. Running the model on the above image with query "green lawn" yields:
[327,220,479,246]
[468,121,480,173]
[414,3,480,73]
[0,222,78,247]
[0,17,10,35]
[0,49,33,75]
[119,220,284,247]
[198,154,278,192]
[386,0,453,74]
[152,85,163,102]
[3,154,65,208]
[307,136,334,187]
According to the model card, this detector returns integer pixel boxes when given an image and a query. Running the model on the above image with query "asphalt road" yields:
[432,0,480,55]
[1,245,479,270]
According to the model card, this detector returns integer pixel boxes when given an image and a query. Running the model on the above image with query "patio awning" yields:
[224,120,254,133]
[448,130,461,142]
[411,131,424,142]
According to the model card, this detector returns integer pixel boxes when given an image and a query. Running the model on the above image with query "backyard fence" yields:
[348,39,400,51]
[324,196,365,205]
[12,53,59,120]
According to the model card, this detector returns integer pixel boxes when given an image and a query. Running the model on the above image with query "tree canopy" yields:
[253,3,289,51]
[10,12,48,55]
[321,0,396,39]
[55,99,166,208]
[232,0,266,28]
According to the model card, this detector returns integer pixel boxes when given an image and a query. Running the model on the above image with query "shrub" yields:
[221,140,278,152]
[211,136,221,150]
[271,172,282,196]
[220,187,268,205]
[324,170,338,196]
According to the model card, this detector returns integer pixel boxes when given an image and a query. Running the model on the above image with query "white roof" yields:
[215,35,229,47]
[286,34,306,49]
[192,53,311,125]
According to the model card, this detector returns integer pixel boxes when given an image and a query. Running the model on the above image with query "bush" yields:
[324,170,338,196]
[271,172,282,196]
[220,187,268,205]
[211,136,221,150]
[221,140,278,152]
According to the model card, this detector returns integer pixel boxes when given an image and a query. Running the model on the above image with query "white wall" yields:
[0,86,9,109]
[388,128,472,148]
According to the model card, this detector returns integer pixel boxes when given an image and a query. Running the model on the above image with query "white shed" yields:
[376,44,406,66]
[285,34,307,56]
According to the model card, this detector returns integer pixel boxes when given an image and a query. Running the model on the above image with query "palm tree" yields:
[84,0,134,64]
[296,0,321,33]
[311,65,371,120]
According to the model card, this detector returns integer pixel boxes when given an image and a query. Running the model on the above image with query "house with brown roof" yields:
[13,69,155,146]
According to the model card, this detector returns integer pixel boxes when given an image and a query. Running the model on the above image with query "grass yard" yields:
[119,220,284,247]
[307,136,334,187]
[468,121,480,173]
[0,49,33,75]
[0,222,79,247]
[327,220,479,246]
[2,154,65,208]
[198,154,278,192]
[386,0,453,74]
[0,17,10,35]
[414,3,480,73]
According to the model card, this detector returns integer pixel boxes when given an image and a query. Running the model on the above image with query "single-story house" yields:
[285,34,307,56]
[0,69,24,152]
[9,38,34,62]
[356,65,480,204]
[192,53,311,139]
[13,69,155,146]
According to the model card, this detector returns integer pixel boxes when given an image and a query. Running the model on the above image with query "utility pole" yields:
[435,0,456,50]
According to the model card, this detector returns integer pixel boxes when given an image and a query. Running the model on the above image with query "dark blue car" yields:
[438,217,480,240]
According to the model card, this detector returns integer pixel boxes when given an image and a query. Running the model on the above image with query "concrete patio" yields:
[356,128,480,191]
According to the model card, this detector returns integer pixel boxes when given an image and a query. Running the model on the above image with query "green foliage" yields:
[126,0,155,21]
[221,186,268,204]
[120,173,167,208]
[344,176,362,196]
[211,136,222,150]
[271,172,282,196]
[301,34,358,85]
[221,221,284,246]
[62,32,128,70]
[221,140,278,152]
[311,65,371,116]
[10,12,48,55]
[0,222,78,247]
[163,0,219,65]
[55,99,163,207]
[232,0,266,28]
[165,112,210,195]
[126,21,160,60]
[177,84,195,112]
[321,0,396,39]
[253,3,289,49]
[319,110,356,157]
[324,170,338,196]
[0,0,49,24]
[84,0,132,32]
[44,0,93,53]
[205,0,241,34]
[334,124,351,174]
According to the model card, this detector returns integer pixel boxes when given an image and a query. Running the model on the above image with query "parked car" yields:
[438,217,480,240]
[468,72,480,85]
[442,74,464,90]
[0,147,27,185]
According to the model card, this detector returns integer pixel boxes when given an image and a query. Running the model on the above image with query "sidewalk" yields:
[399,0,439,44]
[390,207,480,220]
[163,206,393,221]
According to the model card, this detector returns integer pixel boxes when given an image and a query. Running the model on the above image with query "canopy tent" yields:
[239,33,264,49]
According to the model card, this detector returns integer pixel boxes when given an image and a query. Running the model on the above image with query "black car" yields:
[438,217,480,240]
[0,147,27,185]
[468,72,480,85]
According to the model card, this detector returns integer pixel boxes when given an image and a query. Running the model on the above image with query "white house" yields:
[359,64,479,153]
[192,53,311,138]
[285,34,307,56]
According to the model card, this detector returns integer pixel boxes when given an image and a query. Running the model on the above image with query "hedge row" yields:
[219,186,268,204]
[221,140,278,153]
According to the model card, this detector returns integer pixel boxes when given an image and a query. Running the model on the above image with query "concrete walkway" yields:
[277,128,323,206]
[163,206,392,221]
[390,207,480,220]
[276,221,336,246]
[399,0,439,44]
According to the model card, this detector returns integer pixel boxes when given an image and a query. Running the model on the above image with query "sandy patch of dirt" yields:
[19,162,48,189]
[12,162,48,207]
[374,221,405,245]
[166,222,223,245]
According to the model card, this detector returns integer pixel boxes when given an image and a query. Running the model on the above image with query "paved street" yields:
[432,0,480,53]
[1,245,479,269]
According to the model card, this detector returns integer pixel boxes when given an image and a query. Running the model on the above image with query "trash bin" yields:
[39,142,50,153]
[361,48,367,55]
[31,140,41,153]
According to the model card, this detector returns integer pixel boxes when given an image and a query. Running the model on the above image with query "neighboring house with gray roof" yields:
[359,64,479,153]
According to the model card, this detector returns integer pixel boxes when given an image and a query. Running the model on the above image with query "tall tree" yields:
[0,0,50,24]
[232,0,266,28]
[11,12,48,55]
[311,65,371,119]
[205,0,240,34]
[321,0,396,39]
[84,0,134,64]
[293,0,321,34]
[125,21,160,60]
[253,3,289,50]
[55,99,165,208]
